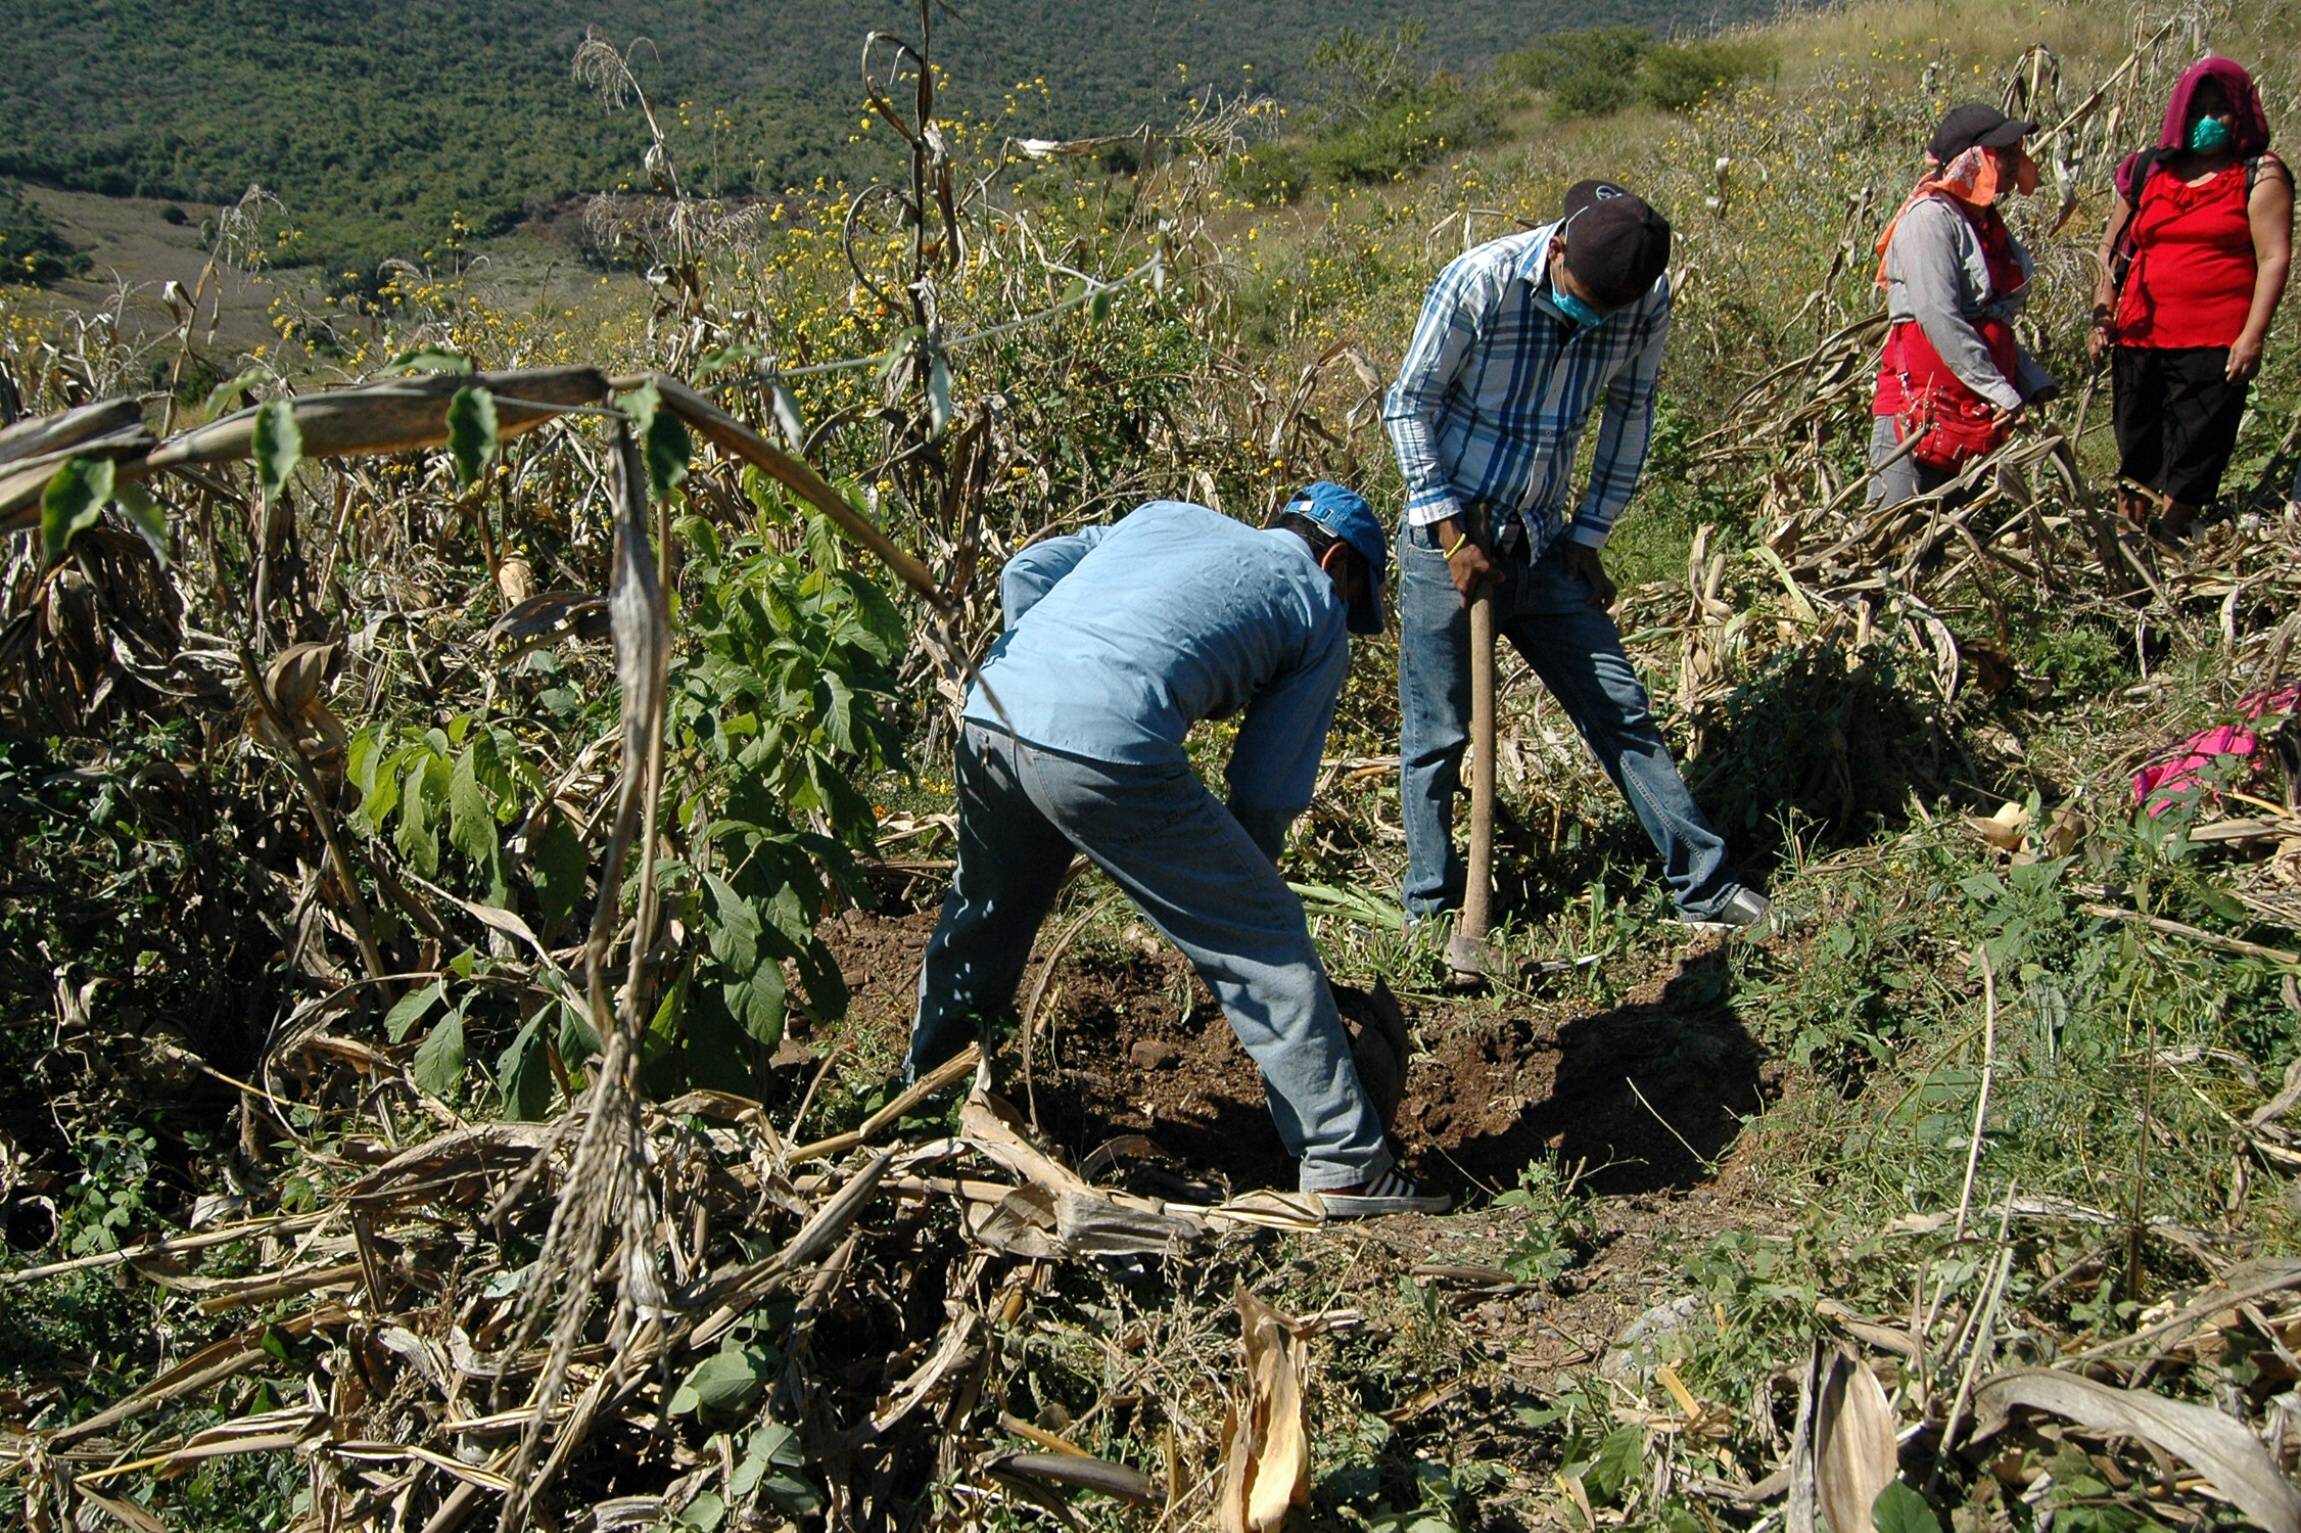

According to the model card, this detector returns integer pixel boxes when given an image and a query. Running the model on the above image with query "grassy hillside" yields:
[0,0,1800,279]
[0,181,82,283]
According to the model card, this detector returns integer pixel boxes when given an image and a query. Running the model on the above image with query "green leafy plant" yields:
[643,491,905,1092]
[1739,848,1939,1076]
[347,714,540,905]
[2038,1447,2168,1532]
[1959,852,2082,977]
[729,1422,824,1517]
[252,398,302,499]
[2019,616,2132,699]
[1495,1157,1598,1286]
[669,1342,777,1421]
[1869,1479,1941,1532]
[1561,1418,1649,1508]
[445,384,499,486]
[63,1124,159,1256]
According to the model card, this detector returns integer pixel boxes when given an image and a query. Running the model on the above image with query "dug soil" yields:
[816,903,1796,1381]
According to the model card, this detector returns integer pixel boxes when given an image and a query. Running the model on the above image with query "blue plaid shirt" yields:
[1382,221,1670,558]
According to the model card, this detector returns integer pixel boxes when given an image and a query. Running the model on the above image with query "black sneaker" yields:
[1316,1167,1452,1218]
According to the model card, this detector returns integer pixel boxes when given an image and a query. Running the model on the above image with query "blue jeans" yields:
[1397,522,1737,922]
[908,723,1392,1192]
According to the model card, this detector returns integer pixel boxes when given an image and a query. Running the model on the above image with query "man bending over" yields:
[907,485,1444,1217]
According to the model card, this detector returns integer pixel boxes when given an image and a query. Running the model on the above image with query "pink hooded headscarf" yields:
[2116,56,2275,201]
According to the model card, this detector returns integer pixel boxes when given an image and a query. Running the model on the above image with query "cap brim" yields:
[1978,119,2035,147]
[1580,276,1653,310]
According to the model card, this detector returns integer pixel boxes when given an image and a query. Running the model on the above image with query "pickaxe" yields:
[1443,556,1497,985]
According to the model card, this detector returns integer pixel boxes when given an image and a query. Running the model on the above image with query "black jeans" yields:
[2113,344,2249,507]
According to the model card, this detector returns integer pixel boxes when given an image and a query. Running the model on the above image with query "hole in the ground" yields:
[823,913,1774,1201]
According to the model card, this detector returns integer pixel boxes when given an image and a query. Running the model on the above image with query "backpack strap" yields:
[2246,154,2294,198]
[2111,150,2168,295]
[2121,146,2171,210]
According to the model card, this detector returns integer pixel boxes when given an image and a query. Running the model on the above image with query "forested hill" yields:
[0,0,1791,278]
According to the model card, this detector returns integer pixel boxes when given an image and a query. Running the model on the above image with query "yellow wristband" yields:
[1443,532,1469,559]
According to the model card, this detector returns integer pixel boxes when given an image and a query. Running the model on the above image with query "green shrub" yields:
[2020,618,2132,698]
[1548,66,1636,121]
[1639,38,1774,112]
[1495,27,1655,122]
[1310,83,1497,184]
[1498,26,1652,94]
[1225,141,1314,206]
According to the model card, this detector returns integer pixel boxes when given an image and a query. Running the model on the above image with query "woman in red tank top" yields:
[2093,57,2293,537]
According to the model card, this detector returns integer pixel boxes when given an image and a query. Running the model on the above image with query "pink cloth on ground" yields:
[2132,686,2300,814]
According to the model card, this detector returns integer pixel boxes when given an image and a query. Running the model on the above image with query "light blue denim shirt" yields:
[962,501,1350,858]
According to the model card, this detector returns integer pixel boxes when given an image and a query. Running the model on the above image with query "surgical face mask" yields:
[2189,115,2233,153]
[1547,284,1607,331]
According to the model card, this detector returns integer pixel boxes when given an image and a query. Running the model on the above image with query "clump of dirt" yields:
[816,910,1777,1203]
[1402,948,1772,1195]
[808,907,943,1049]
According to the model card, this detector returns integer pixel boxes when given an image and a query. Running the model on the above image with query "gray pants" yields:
[907,723,1391,1191]
[1866,415,1958,509]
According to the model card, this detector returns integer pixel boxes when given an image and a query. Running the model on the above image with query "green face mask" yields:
[2188,115,2233,153]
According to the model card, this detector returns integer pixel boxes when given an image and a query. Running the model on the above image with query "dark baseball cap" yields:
[1559,180,1671,308]
[1929,103,2036,163]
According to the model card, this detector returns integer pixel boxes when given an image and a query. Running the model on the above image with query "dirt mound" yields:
[818,910,1775,1201]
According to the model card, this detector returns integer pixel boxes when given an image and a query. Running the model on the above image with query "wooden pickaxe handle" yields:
[1460,587,1497,945]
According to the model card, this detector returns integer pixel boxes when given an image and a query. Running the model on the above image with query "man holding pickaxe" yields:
[1384,180,1768,976]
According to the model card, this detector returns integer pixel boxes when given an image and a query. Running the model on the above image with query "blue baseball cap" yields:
[1283,481,1387,635]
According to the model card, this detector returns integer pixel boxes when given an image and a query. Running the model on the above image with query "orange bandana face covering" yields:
[1873,144,2037,282]
[1940,144,1999,205]
[1929,143,2038,207]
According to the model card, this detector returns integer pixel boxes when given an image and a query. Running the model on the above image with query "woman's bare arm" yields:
[2230,154,2293,383]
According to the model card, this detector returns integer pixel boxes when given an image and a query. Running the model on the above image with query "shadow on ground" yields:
[1401,950,1769,1197]
[820,908,1775,1204]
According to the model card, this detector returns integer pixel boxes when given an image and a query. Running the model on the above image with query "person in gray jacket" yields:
[1867,104,2056,508]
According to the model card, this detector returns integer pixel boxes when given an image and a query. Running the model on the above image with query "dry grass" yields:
[18,185,292,350]
[1761,0,2156,94]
